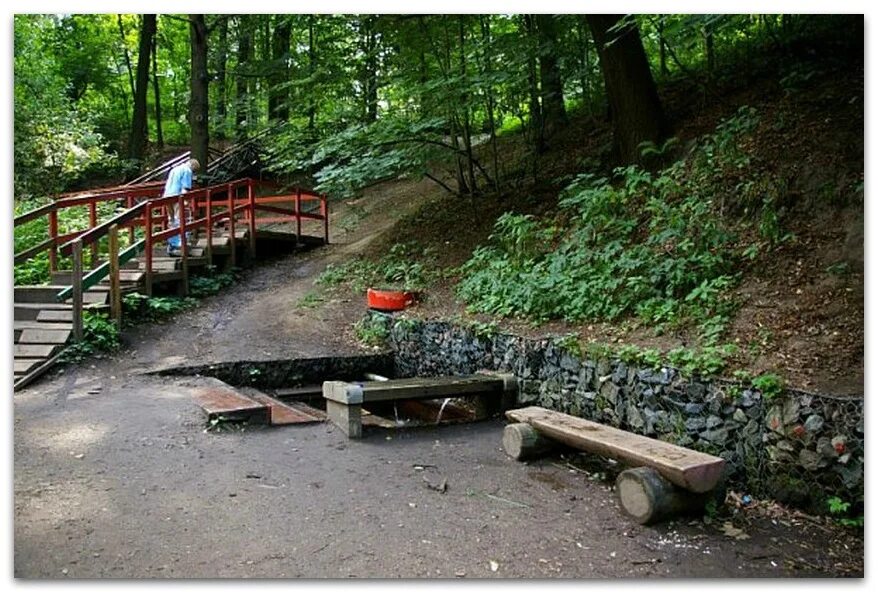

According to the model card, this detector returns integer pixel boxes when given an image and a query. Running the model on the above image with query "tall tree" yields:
[151,19,163,149]
[189,14,209,169]
[269,15,291,122]
[587,14,668,164]
[236,15,253,139]
[129,14,156,163]
[535,14,567,133]
[214,16,229,139]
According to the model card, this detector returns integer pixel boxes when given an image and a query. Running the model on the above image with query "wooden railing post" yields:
[48,208,58,272]
[144,204,153,296]
[127,194,135,245]
[179,194,189,296]
[72,239,83,341]
[248,180,256,259]
[322,194,329,245]
[206,189,214,265]
[227,183,236,268]
[89,201,98,268]
[295,189,302,242]
[108,224,122,329]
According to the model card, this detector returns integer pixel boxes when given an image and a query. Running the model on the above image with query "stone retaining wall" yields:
[383,314,864,512]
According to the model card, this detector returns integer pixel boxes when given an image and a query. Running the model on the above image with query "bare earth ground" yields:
[14,188,863,578]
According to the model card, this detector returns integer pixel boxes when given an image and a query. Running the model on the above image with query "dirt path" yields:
[13,180,863,578]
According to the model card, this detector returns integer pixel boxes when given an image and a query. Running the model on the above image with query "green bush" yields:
[457,108,772,342]
[60,312,120,363]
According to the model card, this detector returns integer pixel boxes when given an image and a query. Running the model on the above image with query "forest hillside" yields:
[12,14,864,395]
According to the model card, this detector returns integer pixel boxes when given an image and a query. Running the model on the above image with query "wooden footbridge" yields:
[13,177,330,390]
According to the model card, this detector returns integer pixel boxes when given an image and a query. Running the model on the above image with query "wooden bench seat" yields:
[505,406,726,524]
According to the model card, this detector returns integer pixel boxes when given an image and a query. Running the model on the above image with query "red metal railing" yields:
[15,177,330,337]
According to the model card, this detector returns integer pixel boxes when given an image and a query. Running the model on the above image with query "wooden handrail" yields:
[57,202,148,257]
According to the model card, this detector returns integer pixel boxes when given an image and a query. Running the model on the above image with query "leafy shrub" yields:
[189,269,238,298]
[457,108,774,342]
[752,373,784,400]
[122,293,196,324]
[317,243,440,293]
[353,315,390,347]
[60,312,120,363]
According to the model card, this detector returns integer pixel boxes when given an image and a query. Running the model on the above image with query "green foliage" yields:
[188,269,239,298]
[458,109,769,341]
[666,344,737,377]
[353,315,390,347]
[122,293,197,324]
[826,496,864,528]
[470,320,500,340]
[317,243,441,293]
[296,292,324,309]
[751,373,784,400]
[554,334,582,358]
[60,312,120,363]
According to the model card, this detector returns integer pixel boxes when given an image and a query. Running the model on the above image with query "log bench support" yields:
[324,373,517,439]
[504,406,726,525]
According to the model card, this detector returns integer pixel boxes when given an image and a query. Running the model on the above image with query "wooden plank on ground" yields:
[246,391,324,425]
[191,380,268,422]
[14,344,58,358]
[506,406,725,493]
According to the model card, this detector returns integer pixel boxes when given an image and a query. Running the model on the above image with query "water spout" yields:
[435,398,452,424]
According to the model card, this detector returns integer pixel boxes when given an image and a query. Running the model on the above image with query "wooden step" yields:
[246,391,324,426]
[14,302,108,321]
[36,309,73,322]
[17,328,71,345]
[506,407,726,494]
[191,379,269,423]
[14,359,43,377]
[14,321,73,332]
[14,286,62,303]
[14,344,59,359]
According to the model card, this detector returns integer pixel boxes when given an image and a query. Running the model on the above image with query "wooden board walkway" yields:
[190,379,324,427]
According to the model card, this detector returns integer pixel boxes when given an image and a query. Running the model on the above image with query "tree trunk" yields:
[129,14,156,163]
[658,18,669,75]
[535,14,567,135]
[362,15,379,123]
[269,15,291,122]
[576,16,592,113]
[117,15,136,100]
[307,16,317,135]
[151,24,164,149]
[189,14,209,171]
[703,25,715,79]
[214,17,229,139]
[523,15,545,156]
[587,14,668,165]
[236,15,253,139]
[458,17,477,195]
[479,15,501,195]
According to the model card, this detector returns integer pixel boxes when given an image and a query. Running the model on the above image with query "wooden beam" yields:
[506,406,725,493]
[71,240,83,341]
[109,225,122,329]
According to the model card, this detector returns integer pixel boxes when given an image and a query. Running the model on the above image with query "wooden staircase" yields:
[12,226,258,390]
[13,284,111,388]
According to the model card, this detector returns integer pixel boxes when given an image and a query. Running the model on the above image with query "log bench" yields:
[504,406,726,525]
[323,373,517,438]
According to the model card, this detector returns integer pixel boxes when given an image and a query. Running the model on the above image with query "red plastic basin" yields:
[367,288,417,311]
